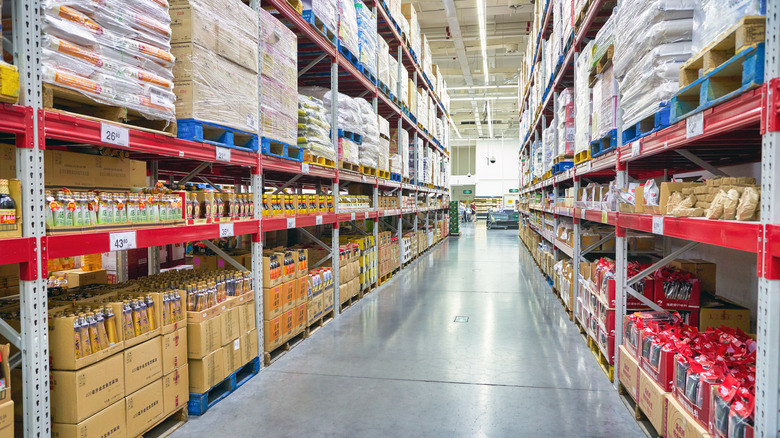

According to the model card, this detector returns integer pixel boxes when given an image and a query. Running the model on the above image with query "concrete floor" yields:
[175,222,643,437]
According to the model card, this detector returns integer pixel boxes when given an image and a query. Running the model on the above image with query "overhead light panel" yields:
[476,0,488,85]
[447,85,519,91]
[450,96,518,101]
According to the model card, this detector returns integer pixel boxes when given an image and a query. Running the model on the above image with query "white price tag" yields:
[652,216,664,235]
[219,222,234,238]
[301,163,310,174]
[109,231,137,251]
[246,114,258,130]
[351,213,356,220]
[215,146,231,163]
[150,87,166,106]
[315,215,323,225]
[101,122,129,147]
[364,212,369,219]
[686,112,704,138]
[581,209,586,220]
[178,151,185,158]
[286,217,296,229]
[361,175,366,183]
[631,141,641,157]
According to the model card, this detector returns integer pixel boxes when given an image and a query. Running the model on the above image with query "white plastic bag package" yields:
[389,154,402,174]
[42,1,177,123]
[338,0,360,57]
[298,94,337,160]
[591,10,616,69]
[355,1,377,77]
[341,137,360,164]
[302,0,338,35]
[377,35,389,86]
[692,0,763,54]
[574,40,593,154]
[614,18,693,78]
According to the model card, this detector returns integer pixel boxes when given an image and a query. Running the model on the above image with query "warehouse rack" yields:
[0,0,451,434]
[517,0,779,436]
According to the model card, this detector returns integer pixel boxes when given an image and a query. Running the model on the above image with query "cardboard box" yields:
[294,249,308,278]
[296,276,309,307]
[307,293,323,325]
[220,307,240,346]
[43,149,146,190]
[699,298,751,333]
[654,277,701,310]
[161,327,187,375]
[162,365,189,415]
[618,345,640,400]
[323,286,334,312]
[669,259,716,294]
[294,303,306,329]
[241,329,258,365]
[659,182,702,215]
[262,253,283,287]
[263,284,283,319]
[51,353,125,423]
[238,301,256,334]
[282,279,296,312]
[189,348,226,393]
[666,395,712,438]
[187,317,221,359]
[124,336,163,395]
[52,399,125,438]
[0,400,11,438]
[186,254,218,270]
[263,315,282,351]
[125,379,163,438]
[282,308,295,339]
[223,339,243,374]
[639,367,669,436]
[49,269,107,288]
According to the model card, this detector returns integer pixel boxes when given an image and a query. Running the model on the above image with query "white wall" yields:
[474,139,520,196]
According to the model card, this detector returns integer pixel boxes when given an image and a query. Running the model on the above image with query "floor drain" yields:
[454,316,469,323]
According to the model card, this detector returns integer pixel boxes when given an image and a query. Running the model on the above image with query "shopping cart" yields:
[486,209,520,230]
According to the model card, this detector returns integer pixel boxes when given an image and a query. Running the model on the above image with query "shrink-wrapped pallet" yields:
[377,35,389,86]
[338,0,359,57]
[302,0,338,36]
[298,94,336,160]
[355,1,377,77]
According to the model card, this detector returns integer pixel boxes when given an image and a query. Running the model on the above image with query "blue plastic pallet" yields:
[409,48,418,64]
[261,137,303,162]
[177,119,259,152]
[358,63,377,85]
[622,102,671,144]
[337,42,359,67]
[337,129,363,145]
[590,129,618,158]
[378,80,390,97]
[301,10,336,44]
[670,43,764,123]
[552,161,574,175]
[390,172,401,182]
[188,357,260,416]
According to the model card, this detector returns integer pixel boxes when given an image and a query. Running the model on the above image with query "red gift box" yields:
[603,277,655,308]
[639,329,676,392]
[673,354,718,431]
[654,276,701,310]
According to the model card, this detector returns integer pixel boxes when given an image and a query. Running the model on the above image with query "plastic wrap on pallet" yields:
[417,89,426,127]
[574,41,593,155]
[542,125,554,173]
[401,3,421,57]
[298,94,337,160]
[301,86,363,135]
[171,43,258,132]
[591,10,617,70]
[422,34,433,79]
[390,127,409,177]
[591,66,618,142]
[378,114,390,138]
[338,0,359,56]
[556,88,575,156]
[302,0,338,37]
[355,1,377,77]
[692,0,762,54]
[388,55,398,92]
[389,154,402,174]
[356,98,380,167]
[42,0,176,122]
[340,137,360,164]
[258,8,297,140]
[378,136,390,171]
[400,67,408,106]
[377,35,389,86]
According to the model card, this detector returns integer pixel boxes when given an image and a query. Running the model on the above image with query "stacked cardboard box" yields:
[341,236,376,292]
[306,268,334,326]
[261,249,308,352]
[259,9,298,145]
[170,0,259,133]
[378,232,399,277]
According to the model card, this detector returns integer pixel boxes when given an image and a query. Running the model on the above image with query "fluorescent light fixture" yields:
[447,85,519,91]
[487,100,494,138]
[476,0,488,85]
[450,96,517,101]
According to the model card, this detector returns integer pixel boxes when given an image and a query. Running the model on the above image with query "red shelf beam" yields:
[0,237,37,266]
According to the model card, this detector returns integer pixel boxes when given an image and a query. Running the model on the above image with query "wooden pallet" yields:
[574,149,591,165]
[188,357,261,415]
[588,336,615,382]
[402,177,411,184]
[679,16,765,88]
[339,293,361,312]
[339,160,360,172]
[139,407,187,438]
[43,84,176,136]
[0,62,19,104]
[573,0,592,30]
[377,169,391,180]
[378,272,392,285]
[589,45,614,84]
[263,330,305,366]
[305,309,335,338]
[360,165,377,177]
[617,382,663,438]
[303,152,336,169]
[553,154,573,164]
[286,0,303,14]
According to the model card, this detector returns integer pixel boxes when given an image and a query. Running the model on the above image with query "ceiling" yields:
[408,0,533,142]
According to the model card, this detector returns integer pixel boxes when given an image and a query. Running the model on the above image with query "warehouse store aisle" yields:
[176,224,643,437]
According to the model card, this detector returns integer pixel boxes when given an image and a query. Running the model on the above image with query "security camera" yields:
[490,156,496,164]
[467,173,472,178]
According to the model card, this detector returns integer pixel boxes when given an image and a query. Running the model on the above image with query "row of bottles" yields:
[133,269,251,312]
[45,189,183,228]
[184,192,254,221]
[262,194,334,215]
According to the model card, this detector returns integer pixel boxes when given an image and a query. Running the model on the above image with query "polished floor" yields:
[175,222,643,437]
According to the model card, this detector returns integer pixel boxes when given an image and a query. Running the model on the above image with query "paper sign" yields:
[652,216,664,235]
[316,215,323,225]
[686,112,704,138]
[215,146,231,163]
[101,123,129,147]
[219,222,234,238]
[286,218,296,229]
[109,231,137,250]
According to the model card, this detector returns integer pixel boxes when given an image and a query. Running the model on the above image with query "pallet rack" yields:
[0,0,451,434]
[517,1,779,436]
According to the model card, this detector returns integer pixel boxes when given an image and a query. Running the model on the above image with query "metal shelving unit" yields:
[517,1,780,436]
[0,0,451,434]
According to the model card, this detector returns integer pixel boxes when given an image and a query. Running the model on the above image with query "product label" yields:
[0,209,15,224]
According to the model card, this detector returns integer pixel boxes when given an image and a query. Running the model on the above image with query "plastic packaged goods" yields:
[171,43,259,133]
[355,1,377,77]
[377,115,390,139]
[42,0,176,123]
[556,88,575,157]
[301,0,338,35]
[574,43,592,154]
[355,98,380,168]
[297,94,337,160]
[389,154,402,174]
[377,35,389,86]
[340,137,360,164]
[338,0,360,57]
[422,34,433,79]
[692,0,762,54]
[388,55,398,91]
[591,10,616,70]
[401,3,421,57]
[258,8,298,142]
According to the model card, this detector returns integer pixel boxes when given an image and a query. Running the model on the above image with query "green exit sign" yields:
[463,190,473,194]
[509,189,519,193]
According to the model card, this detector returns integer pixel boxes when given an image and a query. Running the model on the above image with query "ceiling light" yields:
[450,96,518,101]
[476,0,489,86]
[447,85,519,91]
[487,100,494,139]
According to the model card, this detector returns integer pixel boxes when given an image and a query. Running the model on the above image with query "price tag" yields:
[301,163,310,174]
[219,222,234,238]
[215,146,231,163]
[179,151,185,158]
[109,231,137,250]
[351,213,356,220]
[315,215,323,225]
[101,122,129,147]
[364,212,369,219]
[286,217,296,229]
[652,216,664,235]
[631,141,641,157]
[601,211,608,223]
[686,112,704,138]
[361,175,366,183]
